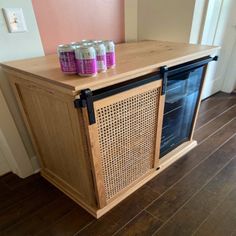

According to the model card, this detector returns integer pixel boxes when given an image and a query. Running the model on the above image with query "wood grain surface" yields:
[0,41,219,94]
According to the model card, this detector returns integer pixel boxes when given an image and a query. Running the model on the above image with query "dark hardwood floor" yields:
[0,92,236,236]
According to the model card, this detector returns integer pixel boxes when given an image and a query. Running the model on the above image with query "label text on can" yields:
[96,54,107,72]
[106,52,115,68]
[77,59,97,76]
[59,51,77,74]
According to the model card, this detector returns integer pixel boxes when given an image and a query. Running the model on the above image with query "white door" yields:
[222,38,236,92]
[221,1,236,93]
[191,0,236,98]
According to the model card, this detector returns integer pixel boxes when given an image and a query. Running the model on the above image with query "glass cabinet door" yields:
[160,66,205,157]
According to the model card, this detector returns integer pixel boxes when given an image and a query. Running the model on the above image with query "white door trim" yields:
[222,37,236,92]
[0,144,10,176]
[190,0,235,98]
[220,0,236,92]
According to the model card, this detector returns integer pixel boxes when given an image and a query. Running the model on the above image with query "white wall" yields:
[137,0,196,42]
[125,0,138,42]
[0,0,44,61]
[125,0,236,98]
[0,0,44,176]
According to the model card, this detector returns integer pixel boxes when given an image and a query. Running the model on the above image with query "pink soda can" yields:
[104,40,116,68]
[57,44,77,74]
[75,45,97,77]
[93,41,107,72]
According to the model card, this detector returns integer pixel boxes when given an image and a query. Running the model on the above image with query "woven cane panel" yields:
[96,88,160,200]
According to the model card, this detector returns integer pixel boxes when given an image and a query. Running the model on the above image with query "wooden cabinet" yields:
[0,41,218,218]
[7,71,164,218]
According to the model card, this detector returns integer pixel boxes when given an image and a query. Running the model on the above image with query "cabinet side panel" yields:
[9,75,96,208]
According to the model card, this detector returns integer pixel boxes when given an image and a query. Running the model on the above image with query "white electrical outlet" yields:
[2,8,27,33]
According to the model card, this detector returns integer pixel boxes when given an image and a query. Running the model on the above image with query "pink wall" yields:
[32,0,125,54]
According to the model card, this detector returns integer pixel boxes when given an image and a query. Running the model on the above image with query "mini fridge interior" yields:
[160,56,217,157]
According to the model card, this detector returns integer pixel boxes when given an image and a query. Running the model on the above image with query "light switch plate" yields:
[2,8,27,33]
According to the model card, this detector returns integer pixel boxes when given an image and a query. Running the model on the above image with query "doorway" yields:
[191,0,236,98]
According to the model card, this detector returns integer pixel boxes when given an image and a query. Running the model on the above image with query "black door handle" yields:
[74,89,96,125]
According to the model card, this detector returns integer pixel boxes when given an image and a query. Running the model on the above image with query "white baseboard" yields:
[202,77,222,99]
[0,130,22,176]
[30,155,41,174]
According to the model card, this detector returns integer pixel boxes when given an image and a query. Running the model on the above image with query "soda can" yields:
[104,40,116,68]
[70,42,82,49]
[75,45,97,77]
[93,42,107,72]
[57,44,77,74]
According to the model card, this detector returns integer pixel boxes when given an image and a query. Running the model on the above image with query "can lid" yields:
[58,44,71,48]
[80,43,94,48]
[93,40,103,44]
[103,40,114,43]
[71,41,82,45]
[70,43,81,50]
[81,39,93,43]
[57,44,74,52]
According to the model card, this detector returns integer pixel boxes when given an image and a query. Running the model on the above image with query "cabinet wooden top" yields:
[1,41,219,95]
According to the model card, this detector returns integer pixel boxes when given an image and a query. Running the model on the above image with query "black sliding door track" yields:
[92,72,161,102]
[74,55,218,125]
[74,71,161,124]
[167,56,218,77]
[74,71,161,107]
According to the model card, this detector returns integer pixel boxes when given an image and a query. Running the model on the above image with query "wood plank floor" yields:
[0,92,236,236]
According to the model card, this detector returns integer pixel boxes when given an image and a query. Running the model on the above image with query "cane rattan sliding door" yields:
[82,80,164,208]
